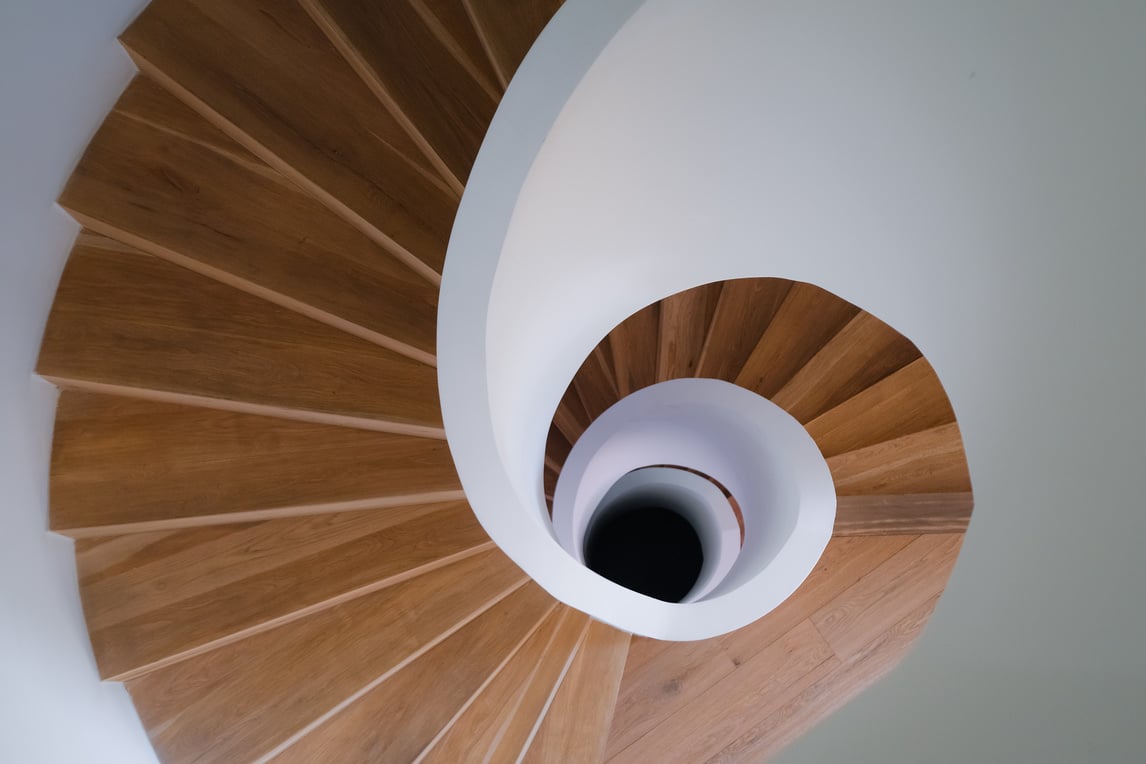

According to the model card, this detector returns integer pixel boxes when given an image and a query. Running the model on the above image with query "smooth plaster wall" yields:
[0,1,157,761]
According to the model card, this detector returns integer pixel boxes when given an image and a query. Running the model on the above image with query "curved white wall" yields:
[442,0,1146,760]
[0,2,157,761]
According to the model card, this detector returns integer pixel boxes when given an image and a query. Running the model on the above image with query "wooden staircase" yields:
[38,1,972,761]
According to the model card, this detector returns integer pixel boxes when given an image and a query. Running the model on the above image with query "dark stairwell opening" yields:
[584,502,703,603]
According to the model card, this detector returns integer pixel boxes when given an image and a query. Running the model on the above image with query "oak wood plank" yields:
[573,344,622,421]
[269,583,556,763]
[121,0,456,279]
[127,548,527,763]
[810,533,963,659]
[658,282,723,380]
[703,595,941,764]
[418,605,569,763]
[463,0,565,84]
[735,281,860,399]
[604,535,913,759]
[63,98,440,360]
[834,493,974,536]
[522,619,632,764]
[610,301,661,396]
[827,423,973,495]
[485,608,590,762]
[771,310,922,423]
[696,278,792,381]
[416,0,504,95]
[38,246,443,436]
[804,357,956,458]
[88,502,491,679]
[51,391,460,535]
[552,380,592,446]
[605,621,833,764]
[304,0,498,188]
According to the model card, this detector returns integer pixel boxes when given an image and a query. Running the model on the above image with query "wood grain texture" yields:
[419,605,568,763]
[51,390,461,536]
[462,0,565,84]
[827,423,973,495]
[735,281,861,399]
[695,278,791,381]
[63,94,440,360]
[572,345,621,421]
[86,501,491,680]
[770,310,922,424]
[120,0,457,279]
[522,619,632,764]
[804,357,957,458]
[126,548,527,763]
[605,534,961,763]
[270,582,556,763]
[38,245,443,436]
[658,282,723,380]
[552,380,592,446]
[610,301,661,396]
[834,493,974,536]
[605,535,914,759]
[304,0,498,188]
[416,0,504,95]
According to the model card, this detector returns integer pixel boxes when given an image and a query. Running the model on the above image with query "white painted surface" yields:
[548,378,834,636]
[0,1,157,762]
[441,0,1146,759]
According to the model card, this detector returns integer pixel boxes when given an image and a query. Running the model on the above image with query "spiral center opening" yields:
[584,502,704,603]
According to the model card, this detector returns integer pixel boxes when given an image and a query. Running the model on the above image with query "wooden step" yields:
[572,344,621,421]
[770,310,922,424]
[125,548,527,763]
[827,423,973,495]
[553,379,592,445]
[82,501,491,680]
[610,301,660,397]
[269,582,556,762]
[463,0,566,85]
[834,493,974,536]
[696,278,792,381]
[38,243,442,436]
[657,282,722,380]
[62,81,439,361]
[51,391,462,536]
[417,604,568,762]
[484,606,590,762]
[416,0,505,95]
[120,0,457,280]
[522,618,631,763]
[804,357,957,458]
[302,0,499,190]
[735,281,861,398]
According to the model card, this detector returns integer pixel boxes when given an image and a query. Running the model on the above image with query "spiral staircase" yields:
[37,1,973,761]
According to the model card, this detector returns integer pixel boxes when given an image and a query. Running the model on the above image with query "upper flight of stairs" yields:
[37,1,972,761]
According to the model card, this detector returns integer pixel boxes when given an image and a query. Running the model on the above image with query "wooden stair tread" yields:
[120,0,457,279]
[695,278,791,381]
[485,607,590,762]
[657,282,722,380]
[303,0,498,189]
[64,82,440,360]
[834,493,974,536]
[126,548,527,763]
[827,422,973,495]
[419,0,506,94]
[610,301,660,397]
[522,618,632,763]
[85,501,491,680]
[50,391,461,535]
[38,244,443,435]
[418,604,569,762]
[463,0,566,85]
[572,344,621,422]
[270,582,556,762]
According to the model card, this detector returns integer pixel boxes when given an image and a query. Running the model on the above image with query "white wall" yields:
[0,1,157,761]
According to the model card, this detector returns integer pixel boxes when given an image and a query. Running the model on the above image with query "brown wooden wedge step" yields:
[126,548,527,764]
[268,582,556,763]
[302,0,498,189]
[657,282,723,380]
[63,84,441,361]
[827,422,973,495]
[84,501,492,680]
[120,0,457,279]
[462,0,566,85]
[522,619,632,764]
[834,493,974,536]
[38,244,443,436]
[50,391,461,536]
[610,301,661,397]
[416,0,506,96]
[695,278,791,381]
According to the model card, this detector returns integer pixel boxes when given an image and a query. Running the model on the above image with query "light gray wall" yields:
[0,1,156,761]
